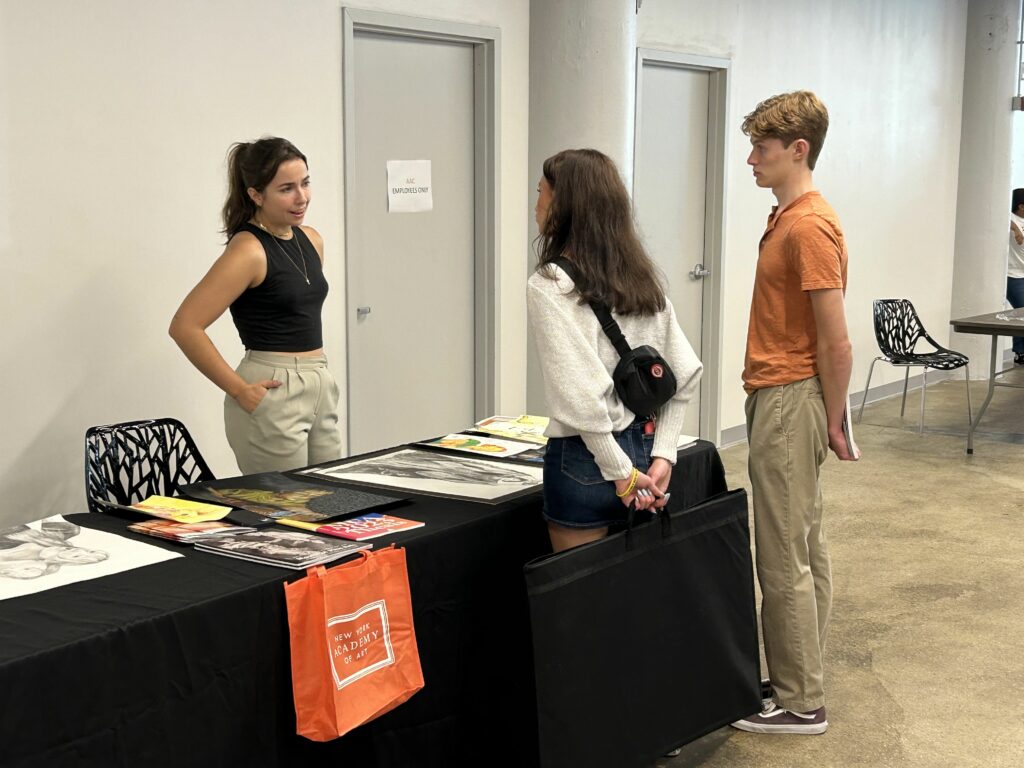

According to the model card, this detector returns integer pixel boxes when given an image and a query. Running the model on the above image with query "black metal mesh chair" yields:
[85,418,215,513]
[856,299,971,434]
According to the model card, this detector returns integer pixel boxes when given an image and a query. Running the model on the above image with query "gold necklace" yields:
[255,219,310,285]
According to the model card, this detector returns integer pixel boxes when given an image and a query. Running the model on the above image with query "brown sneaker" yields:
[731,702,828,734]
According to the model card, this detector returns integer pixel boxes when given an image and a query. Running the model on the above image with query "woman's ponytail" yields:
[221,141,254,240]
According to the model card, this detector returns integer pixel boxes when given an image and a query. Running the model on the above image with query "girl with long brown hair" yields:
[528,148,702,552]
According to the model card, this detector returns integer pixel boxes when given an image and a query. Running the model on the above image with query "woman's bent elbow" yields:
[168,315,189,346]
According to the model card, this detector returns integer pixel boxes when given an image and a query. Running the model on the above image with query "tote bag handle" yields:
[624,499,673,550]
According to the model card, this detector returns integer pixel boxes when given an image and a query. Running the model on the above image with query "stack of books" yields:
[193,529,371,569]
[128,519,255,543]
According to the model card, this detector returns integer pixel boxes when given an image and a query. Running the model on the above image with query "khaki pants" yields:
[745,376,832,712]
[224,351,342,475]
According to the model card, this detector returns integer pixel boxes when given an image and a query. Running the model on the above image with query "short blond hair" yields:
[742,91,829,170]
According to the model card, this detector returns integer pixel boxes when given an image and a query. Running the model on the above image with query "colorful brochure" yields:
[473,414,549,445]
[419,433,537,457]
[279,513,425,541]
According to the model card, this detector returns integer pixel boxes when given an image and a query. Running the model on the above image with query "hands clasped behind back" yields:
[614,467,667,511]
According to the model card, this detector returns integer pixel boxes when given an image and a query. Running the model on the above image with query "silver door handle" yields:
[356,306,372,318]
[689,263,711,279]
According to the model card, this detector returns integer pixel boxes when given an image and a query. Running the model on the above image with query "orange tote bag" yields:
[284,546,425,741]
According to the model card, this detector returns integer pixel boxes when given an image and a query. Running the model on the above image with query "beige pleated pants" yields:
[224,351,342,475]
[745,375,832,713]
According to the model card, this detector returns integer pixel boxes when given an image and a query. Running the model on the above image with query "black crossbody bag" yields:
[551,257,677,417]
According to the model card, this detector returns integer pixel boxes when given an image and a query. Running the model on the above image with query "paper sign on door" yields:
[386,160,433,213]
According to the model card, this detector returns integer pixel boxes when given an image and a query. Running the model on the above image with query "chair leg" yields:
[856,358,880,424]
[900,368,911,417]
[964,364,972,427]
[919,367,928,435]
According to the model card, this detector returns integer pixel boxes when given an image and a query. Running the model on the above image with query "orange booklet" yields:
[279,513,424,541]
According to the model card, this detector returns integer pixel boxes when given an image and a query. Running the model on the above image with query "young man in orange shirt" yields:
[731,91,858,736]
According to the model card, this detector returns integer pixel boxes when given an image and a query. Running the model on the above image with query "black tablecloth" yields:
[0,441,727,768]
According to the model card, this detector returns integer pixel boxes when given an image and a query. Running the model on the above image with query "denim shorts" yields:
[542,421,654,529]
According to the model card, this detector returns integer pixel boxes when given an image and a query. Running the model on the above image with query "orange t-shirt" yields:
[743,191,848,393]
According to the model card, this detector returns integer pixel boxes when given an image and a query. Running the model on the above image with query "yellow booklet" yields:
[132,495,232,524]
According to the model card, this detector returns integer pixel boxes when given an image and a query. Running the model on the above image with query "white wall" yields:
[0,0,530,526]
[0,0,977,525]
[637,0,968,433]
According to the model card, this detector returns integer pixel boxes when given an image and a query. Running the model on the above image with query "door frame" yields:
[633,48,730,445]
[342,8,501,450]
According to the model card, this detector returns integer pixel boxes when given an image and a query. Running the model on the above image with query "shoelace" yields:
[759,702,818,720]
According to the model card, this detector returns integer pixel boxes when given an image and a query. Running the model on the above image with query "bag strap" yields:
[550,257,633,359]
[624,500,674,550]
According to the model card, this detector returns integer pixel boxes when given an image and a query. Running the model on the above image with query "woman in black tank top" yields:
[169,137,341,474]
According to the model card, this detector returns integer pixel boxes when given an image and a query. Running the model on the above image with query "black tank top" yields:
[229,223,328,351]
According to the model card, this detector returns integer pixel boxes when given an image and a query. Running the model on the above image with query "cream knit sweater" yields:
[527,264,703,481]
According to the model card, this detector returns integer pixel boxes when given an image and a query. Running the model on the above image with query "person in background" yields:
[170,137,341,473]
[732,91,857,736]
[1007,188,1024,364]
[527,148,702,554]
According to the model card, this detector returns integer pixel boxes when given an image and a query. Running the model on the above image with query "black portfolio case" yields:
[524,489,762,768]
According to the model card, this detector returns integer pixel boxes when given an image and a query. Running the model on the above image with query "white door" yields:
[634,62,711,439]
[347,32,477,454]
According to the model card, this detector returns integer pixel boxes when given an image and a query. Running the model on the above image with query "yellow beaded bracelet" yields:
[615,467,639,498]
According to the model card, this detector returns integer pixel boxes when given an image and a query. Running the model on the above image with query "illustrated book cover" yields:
[279,512,424,541]
[180,472,406,523]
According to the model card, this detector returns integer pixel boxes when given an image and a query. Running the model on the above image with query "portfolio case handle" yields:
[624,493,673,550]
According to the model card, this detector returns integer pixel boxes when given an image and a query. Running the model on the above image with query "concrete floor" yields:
[659,367,1024,768]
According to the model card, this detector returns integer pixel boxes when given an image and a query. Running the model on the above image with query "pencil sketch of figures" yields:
[0,516,181,603]
[302,448,544,504]
[350,450,537,486]
[0,520,108,580]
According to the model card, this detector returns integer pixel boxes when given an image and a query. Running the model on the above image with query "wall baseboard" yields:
[717,363,983,448]
[720,422,748,448]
